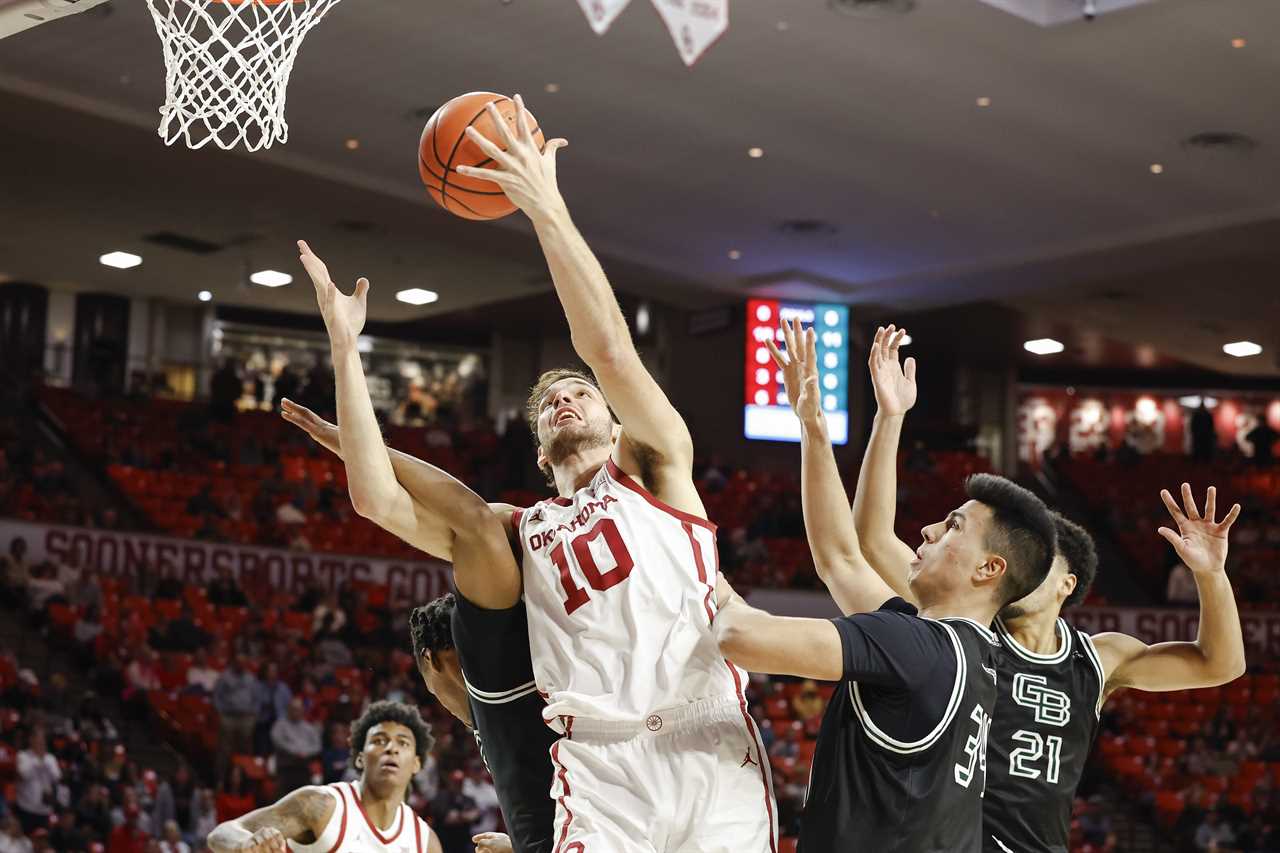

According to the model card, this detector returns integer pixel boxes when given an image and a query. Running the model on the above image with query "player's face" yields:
[535,378,614,467]
[359,722,421,790]
[910,500,1000,602]
[999,552,1074,621]
[416,650,473,727]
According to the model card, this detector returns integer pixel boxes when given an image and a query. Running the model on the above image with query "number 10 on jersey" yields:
[549,517,636,614]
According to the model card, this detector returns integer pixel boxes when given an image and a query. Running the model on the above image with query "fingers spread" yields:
[1159,488,1184,522]
[764,337,787,369]
[1218,502,1242,530]
[1181,482,1200,520]
[904,356,917,382]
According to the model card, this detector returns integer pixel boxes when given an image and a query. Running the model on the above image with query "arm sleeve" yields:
[829,598,952,688]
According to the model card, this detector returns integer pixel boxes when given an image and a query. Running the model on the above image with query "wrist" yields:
[874,411,906,424]
[330,340,360,361]
[801,415,830,440]
[527,197,570,230]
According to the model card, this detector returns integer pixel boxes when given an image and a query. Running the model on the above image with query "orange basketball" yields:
[419,92,545,221]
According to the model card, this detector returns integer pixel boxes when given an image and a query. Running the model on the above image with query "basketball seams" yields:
[440,97,505,217]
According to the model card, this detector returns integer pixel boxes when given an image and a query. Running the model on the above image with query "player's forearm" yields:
[715,597,843,680]
[529,205,634,369]
[853,412,913,591]
[205,822,253,851]
[383,445,494,531]
[1190,570,1247,683]
[331,346,402,518]
[800,416,865,583]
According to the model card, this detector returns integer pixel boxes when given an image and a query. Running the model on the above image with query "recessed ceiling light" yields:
[99,251,142,269]
[544,83,560,93]
[728,249,742,260]
[747,147,764,159]
[1223,340,1262,358]
[396,288,438,306]
[1149,163,1164,174]
[250,270,292,287]
[976,96,991,108]
[1231,37,1246,48]
[776,20,789,31]
[197,290,212,302]
[1024,338,1064,355]
[344,138,360,150]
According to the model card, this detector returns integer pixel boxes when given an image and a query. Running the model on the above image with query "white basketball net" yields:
[144,0,344,151]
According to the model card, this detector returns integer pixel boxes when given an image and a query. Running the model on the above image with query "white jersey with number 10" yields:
[514,459,747,727]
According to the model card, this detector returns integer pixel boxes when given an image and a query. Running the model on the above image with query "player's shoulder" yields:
[280,784,340,833]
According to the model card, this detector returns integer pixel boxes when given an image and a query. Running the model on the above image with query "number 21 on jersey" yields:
[955,704,992,793]
[548,517,636,615]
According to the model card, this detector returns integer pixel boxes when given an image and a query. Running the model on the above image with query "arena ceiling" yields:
[0,0,1277,375]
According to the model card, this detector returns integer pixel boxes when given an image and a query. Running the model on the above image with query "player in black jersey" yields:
[411,594,556,853]
[853,324,1249,853]
[713,318,1059,853]
[279,399,553,853]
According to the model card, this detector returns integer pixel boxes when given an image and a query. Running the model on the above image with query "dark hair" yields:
[964,474,1056,606]
[348,700,434,770]
[409,594,455,662]
[1053,512,1098,609]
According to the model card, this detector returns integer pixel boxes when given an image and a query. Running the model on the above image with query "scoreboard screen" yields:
[744,299,850,445]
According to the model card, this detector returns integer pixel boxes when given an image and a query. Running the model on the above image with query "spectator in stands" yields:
[253,662,291,756]
[69,567,104,612]
[790,680,824,721]
[1078,796,1115,848]
[121,649,161,718]
[209,361,241,424]
[0,815,31,853]
[185,486,222,520]
[153,605,210,655]
[274,497,307,527]
[108,804,148,853]
[1191,402,1217,461]
[320,722,352,784]
[312,592,347,641]
[1,537,30,604]
[151,763,194,840]
[904,439,935,473]
[463,765,501,836]
[1195,810,1236,851]
[156,819,189,853]
[214,766,254,824]
[75,783,112,840]
[212,657,259,783]
[1166,558,1199,605]
[1246,416,1277,466]
[205,567,246,608]
[187,788,217,847]
[24,561,66,612]
[270,697,321,795]
[13,728,59,835]
[48,808,89,851]
[184,649,220,695]
[430,769,480,853]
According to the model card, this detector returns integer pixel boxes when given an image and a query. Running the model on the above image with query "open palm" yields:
[1158,483,1241,575]
[297,240,367,350]
[765,316,821,424]
[868,324,916,417]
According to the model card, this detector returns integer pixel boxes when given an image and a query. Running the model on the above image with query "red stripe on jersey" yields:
[604,458,716,533]
[682,521,716,625]
[725,662,778,853]
[322,784,348,853]
[347,782,405,844]
[511,507,525,537]
[550,741,577,853]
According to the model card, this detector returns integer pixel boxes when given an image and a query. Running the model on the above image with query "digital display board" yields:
[744,299,850,444]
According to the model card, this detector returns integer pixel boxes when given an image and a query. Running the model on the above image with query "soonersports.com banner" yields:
[0,518,452,609]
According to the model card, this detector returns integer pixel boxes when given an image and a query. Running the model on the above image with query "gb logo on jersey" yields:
[1012,673,1071,727]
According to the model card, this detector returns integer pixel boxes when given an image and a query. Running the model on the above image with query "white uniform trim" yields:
[991,834,1016,852]
[994,617,1073,664]
[463,674,540,705]
[941,616,998,645]
[849,620,966,755]
[1077,632,1107,719]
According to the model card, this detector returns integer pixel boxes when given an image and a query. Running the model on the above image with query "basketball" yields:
[419,92,545,221]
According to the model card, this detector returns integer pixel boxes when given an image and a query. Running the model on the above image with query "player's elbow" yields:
[347,484,390,522]
[713,612,754,668]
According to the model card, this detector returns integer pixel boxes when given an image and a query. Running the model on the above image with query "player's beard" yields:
[544,417,612,467]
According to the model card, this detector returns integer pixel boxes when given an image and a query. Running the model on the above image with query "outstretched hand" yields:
[280,398,341,458]
[764,316,822,425]
[868,324,916,417]
[455,95,569,222]
[1158,483,1241,575]
[297,240,368,351]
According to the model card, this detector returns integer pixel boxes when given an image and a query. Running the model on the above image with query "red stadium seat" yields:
[1224,684,1251,705]
[1155,738,1185,759]
[779,838,798,853]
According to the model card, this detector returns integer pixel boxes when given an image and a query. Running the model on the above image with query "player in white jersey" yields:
[287,96,776,851]
[460,98,775,852]
[206,701,441,853]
